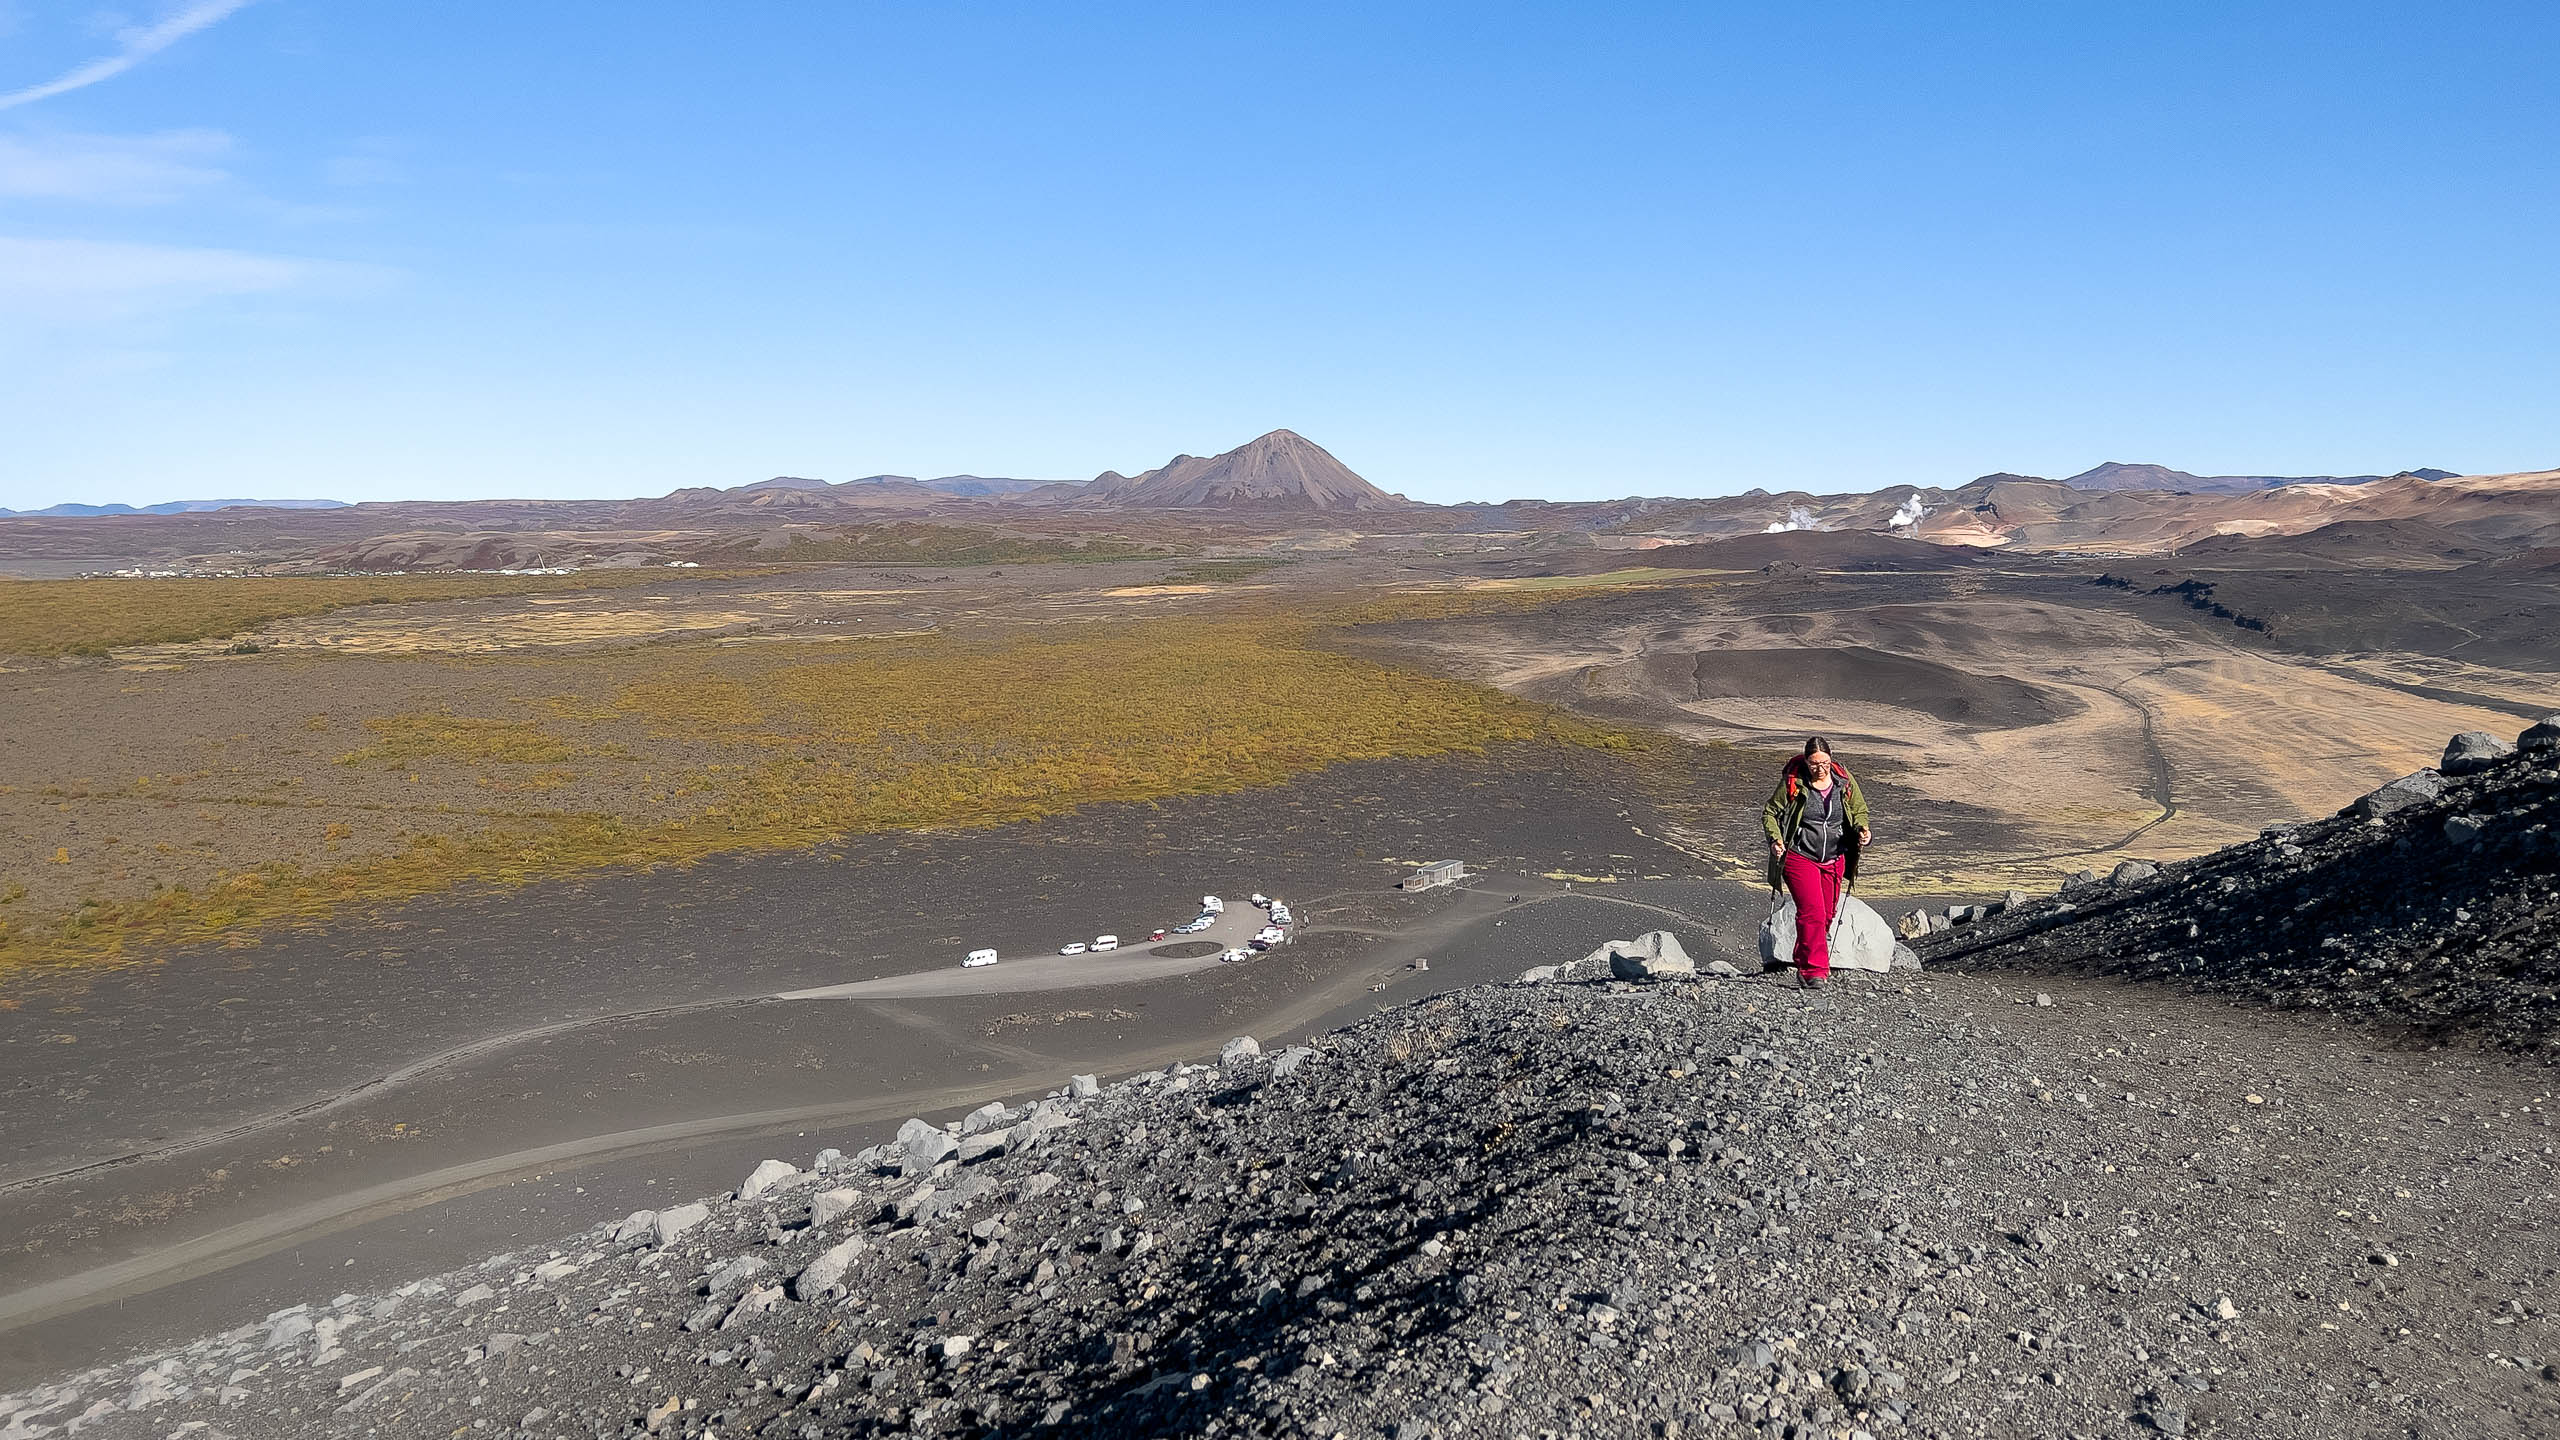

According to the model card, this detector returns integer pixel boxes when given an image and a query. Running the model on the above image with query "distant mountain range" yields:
[0,498,350,518]
[732,474,1068,498]
[7,449,2470,522]
[2053,462,2458,495]
[14,438,2551,578]
[680,431,1404,512]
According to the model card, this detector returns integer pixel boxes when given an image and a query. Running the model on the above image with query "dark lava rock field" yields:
[1922,720,2560,1054]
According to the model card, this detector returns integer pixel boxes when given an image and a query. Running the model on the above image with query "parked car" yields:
[1250,894,1270,907]
[1220,947,1250,964]
[1202,895,1224,912]
[1059,942,1088,956]
[962,948,999,968]
[1252,926,1285,948]
[1093,935,1120,951]
[1149,928,1168,941]
[1270,907,1293,927]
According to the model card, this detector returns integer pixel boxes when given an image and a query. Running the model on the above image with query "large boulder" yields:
[897,1117,959,1176]
[1583,930,1699,982]
[2351,770,2446,819]
[650,1203,708,1249]
[735,1159,800,1201]
[1758,893,1896,973]
[2520,715,2560,752]
[2442,731,2514,776]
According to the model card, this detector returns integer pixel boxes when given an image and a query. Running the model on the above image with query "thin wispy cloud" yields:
[0,234,391,327]
[0,0,255,112]
[0,128,231,202]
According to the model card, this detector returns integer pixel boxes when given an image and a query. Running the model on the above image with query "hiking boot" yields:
[1796,971,1828,991]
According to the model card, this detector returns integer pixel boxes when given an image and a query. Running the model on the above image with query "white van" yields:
[1093,935,1120,951]
[962,948,999,968]
[1202,895,1224,912]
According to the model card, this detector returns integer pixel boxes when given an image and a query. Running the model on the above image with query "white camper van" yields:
[962,948,999,968]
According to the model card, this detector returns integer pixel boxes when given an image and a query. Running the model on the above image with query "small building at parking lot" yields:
[1403,859,1466,891]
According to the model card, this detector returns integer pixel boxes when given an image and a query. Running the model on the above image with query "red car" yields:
[1149,928,1168,941]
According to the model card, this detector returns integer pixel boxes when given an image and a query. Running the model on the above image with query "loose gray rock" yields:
[807,1187,864,1228]
[736,1159,800,1201]
[1516,964,1562,984]
[719,1282,784,1331]
[897,1117,959,1175]
[2442,730,2514,776]
[1596,929,1699,981]
[1889,942,1920,971]
[2520,715,2560,752]
[1271,1046,1318,1079]
[2445,814,2487,846]
[2352,769,2445,818]
[2110,860,2159,886]
[1068,1074,1101,1099]
[704,1255,767,1294]
[1220,1036,1263,1065]
[959,1102,1010,1135]
[651,1202,708,1248]
[792,1236,866,1301]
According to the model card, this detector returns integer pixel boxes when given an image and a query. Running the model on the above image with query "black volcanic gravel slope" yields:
[1918,733,2560,1054]
[12,965,2557,1440]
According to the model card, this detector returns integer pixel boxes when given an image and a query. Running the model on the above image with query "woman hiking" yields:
[1762,736,1869,990]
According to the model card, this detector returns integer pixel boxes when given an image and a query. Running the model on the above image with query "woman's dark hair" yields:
[1802,736,1833,759]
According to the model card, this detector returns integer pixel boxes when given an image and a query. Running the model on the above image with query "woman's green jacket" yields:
[1761,761,1869,890]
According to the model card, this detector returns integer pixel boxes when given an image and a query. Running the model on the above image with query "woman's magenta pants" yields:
[1781,850,1846,977]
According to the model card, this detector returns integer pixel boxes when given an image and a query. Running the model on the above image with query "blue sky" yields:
[1,1,2553,508]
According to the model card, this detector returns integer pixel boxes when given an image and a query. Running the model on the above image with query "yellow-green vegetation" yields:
[712,523,1165,566]
[333,711,609,768]
[0,614,1644,981]
[1158,557,1291,585]
[1468,566,1708,591]
[0,571,706,658]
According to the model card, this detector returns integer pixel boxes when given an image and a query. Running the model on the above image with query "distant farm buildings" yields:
[1403,860,1466,891]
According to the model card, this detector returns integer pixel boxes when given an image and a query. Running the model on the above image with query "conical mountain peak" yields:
[1082,430,1407,510]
